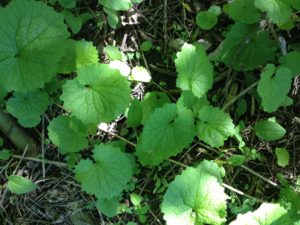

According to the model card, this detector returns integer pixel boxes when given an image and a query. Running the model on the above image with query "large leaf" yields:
[47,115,88,154]
[175,43,214,98]
[58,40,99,74]
[136,104,196,166]
[74,144,133,199]
[140,92,171,124]
[197,106,235,148]
[7,175,37,194]
[0,0,69,92]
[99,0,133,11]
[6,90,49,128]
[161,161,228,225]
[255,0,292,25]
[224,0,261,24]
[230,203,292,225]
[257,64,292,112]
[219,23,277,71]
[61,64,131,126]
[253,119,286,141]
[279,51,300,77]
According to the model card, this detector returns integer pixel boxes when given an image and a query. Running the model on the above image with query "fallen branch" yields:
[0,108,38,156]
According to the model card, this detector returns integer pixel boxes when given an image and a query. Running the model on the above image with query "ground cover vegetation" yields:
[0,0,300,224]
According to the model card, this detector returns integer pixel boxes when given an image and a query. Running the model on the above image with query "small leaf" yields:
[109,60,131,77]
[275,148,290,167]
[96,197,119,218]
[0,149,12,160]
[130,66,151,82]
[257,64,292,112]
[228,155,246,167]
[7,175,37,194]
[61,64,131,126]
[197,106,235,148]
[105,45,122,60]
[291,0,300,10]
[62,10,82,34]
[74,144,133,199]
[104,8,119,29]
[196,11,218,30]
[177,91,209,117]
[230,203,292,225]
[99,0,133,11]
[6,90,49,128]
[136,104,196,166]
[48,115,88,154]
[224,0,261,24]
[130,193,142,206]
[140,41,153,52]
[161,161,228,225]
[253,120,286,141]
[58,0,76,8]
[254,0,292,25]
[279,51,300,77]
[175,43,214,98]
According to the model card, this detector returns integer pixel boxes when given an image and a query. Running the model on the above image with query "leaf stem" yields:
[11,155,68,168]
[222,81,259,111]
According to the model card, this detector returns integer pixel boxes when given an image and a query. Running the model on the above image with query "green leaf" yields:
[130,193,142,206]
[58,0,76,8]
[7,175,37,194]
[230,203,292,225]
[254,0,292,25]
[0,86,8,101]
[253,120,286,141]
[109,60,131,77]
[177,91,209,117]
[175,43,214,98]
[105,45,122,60]
[280,187,300,221]
[291,0,300,10]
[223,0,261,24]
[74,144,133,199]
[275,148,290,167]
[96,197,119,218]
[197,106,235,148]
[196,11,218,30]
[62,10,82,34]
[58,40,99,74]
[61,64,131,126]
[279,51,300,77]
[140,41,153,52]
[48,115,88,154]
[257,64,292,112]
[99,0,133,11]
[136,104,196,166]
[6,90,49,128]
[228,155,246,167]
[0,149,12,160]
[219,23,277,71]
[140,92,171,124]
[104,8,119,29]
[195,160,225,183]
[161,161,228,225]
[130,66,151,82]
[0,0,69,92]
[127,98,143,128]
